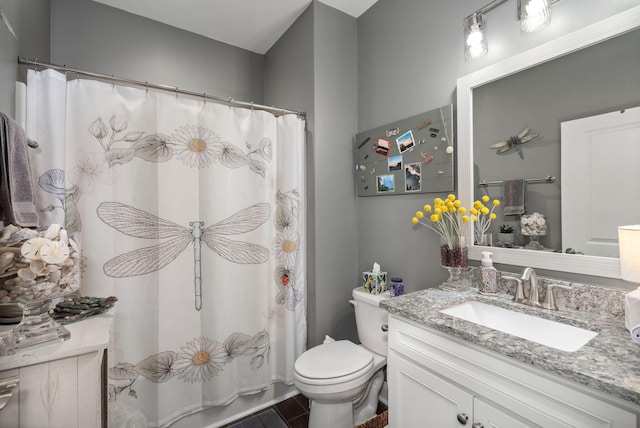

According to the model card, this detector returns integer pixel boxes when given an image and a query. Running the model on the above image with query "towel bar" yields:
[478,175,555,187]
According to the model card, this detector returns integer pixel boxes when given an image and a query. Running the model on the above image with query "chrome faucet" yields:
[520,267,542,307]
[503,268,572,311]
[503,267,542,307]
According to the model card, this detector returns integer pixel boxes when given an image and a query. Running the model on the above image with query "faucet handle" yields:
[543,283,572,311]
[502,275,526,303]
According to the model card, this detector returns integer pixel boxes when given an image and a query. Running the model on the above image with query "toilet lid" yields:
[294,340,373,380]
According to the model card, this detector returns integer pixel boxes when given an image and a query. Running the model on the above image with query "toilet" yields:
[293,286,389,428]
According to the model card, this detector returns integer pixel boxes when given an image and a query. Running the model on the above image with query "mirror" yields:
[457,6,640,278]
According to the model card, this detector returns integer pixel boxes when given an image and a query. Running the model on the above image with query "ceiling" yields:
[92,0,379,55]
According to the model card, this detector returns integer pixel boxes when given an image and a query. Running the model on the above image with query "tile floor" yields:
[222,394,388,428]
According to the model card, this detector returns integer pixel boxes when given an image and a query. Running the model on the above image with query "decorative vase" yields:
[524,234,544,250]
[2,290,73,355]
[476,233,493,247]
[521,213,547,250]
[439,236,468,291]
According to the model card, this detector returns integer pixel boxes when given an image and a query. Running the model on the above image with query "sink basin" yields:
[440,301,597,352]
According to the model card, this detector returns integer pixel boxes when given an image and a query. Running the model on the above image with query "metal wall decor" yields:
[355,104,455,196]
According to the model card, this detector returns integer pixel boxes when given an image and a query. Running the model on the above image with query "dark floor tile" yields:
[286,412,309,428]
[226,409,287,428]
[274,396,307,421]
[294,394,310,412]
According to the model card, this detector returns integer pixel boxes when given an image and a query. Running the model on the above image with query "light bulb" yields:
[464,14,488,60]
[520,0,551,32]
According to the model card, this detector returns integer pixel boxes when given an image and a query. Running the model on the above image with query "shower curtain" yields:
[26,69,306,426]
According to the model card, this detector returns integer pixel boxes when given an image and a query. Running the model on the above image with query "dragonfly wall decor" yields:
[489,127,538,159]
[97,201,271,310]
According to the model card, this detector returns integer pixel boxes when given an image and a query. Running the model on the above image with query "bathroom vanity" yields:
[382,287,640,428]
[0,312,113,428]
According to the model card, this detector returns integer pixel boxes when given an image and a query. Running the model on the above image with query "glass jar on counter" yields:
[390,278,404,297]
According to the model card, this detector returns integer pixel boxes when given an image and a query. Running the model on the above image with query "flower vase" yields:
[439,236,469,291]
[476,233,492,247]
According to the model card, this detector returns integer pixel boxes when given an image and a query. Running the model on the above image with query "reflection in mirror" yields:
[561,106,640,257]
[457,6,640,278]
[472,28,640,255]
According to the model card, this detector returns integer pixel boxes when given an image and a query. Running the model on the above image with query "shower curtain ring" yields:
[75,66,79,80]
[251,102,254,111]
[203,93,206,104]
[34,58,38,71]
[175,87,179,99]
[111,75,115,89]
[145,81,148,94]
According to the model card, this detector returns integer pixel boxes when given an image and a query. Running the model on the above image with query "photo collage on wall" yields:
[355,104,455,197]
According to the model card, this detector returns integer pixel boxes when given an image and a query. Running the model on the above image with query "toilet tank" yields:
[351,287,389,356]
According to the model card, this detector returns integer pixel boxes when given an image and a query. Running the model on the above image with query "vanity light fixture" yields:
[619,225,640,283]
[463,0,560,61]
[464,13,488,60]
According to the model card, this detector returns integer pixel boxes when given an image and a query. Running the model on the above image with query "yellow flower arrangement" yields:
[411,194,470,250]
[471,195,500,244]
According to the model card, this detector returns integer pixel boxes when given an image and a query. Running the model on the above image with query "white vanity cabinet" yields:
[388,315,639,428]
[0,313,112,428]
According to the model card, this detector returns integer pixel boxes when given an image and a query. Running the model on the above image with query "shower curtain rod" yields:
[17,56,306,118]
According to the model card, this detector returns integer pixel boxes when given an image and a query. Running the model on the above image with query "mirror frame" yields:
[457,6,640,279]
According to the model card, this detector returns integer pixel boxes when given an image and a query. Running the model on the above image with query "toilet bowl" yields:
[293,287,389,428]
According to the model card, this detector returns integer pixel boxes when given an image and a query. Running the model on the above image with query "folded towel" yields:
[0,113,39,227]
[502,178,525,216]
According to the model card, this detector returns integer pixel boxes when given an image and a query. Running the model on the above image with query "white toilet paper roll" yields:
[631,324,640,345]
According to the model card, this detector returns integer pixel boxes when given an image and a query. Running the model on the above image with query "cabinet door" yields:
[474,396,539,428]
[388,350,474,427]
[0,369,19,428]
[19,356,79,428]
[0,351,104,428]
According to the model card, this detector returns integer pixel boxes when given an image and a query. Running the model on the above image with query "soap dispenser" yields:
[479,251,498,295]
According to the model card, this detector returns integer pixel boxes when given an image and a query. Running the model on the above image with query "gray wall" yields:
[265,1,359,347]
[50,0,264,103]
[0,0,50,117]
[357,0,640,292]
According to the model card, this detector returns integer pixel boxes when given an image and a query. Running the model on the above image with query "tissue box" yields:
[362,271,387,294]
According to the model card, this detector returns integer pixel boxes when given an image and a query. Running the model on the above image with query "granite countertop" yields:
[381,287,640,406]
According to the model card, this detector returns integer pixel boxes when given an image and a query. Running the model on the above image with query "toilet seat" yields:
[294,341,374,386]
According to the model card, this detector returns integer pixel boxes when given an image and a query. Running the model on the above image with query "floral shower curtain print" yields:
[26,69,307,426]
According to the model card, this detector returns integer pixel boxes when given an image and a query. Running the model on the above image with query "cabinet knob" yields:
[381,324,389,332]
[472,423,484,428]
[456,412,469,424]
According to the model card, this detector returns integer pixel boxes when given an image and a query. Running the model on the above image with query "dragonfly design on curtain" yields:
[97,201,271,310]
